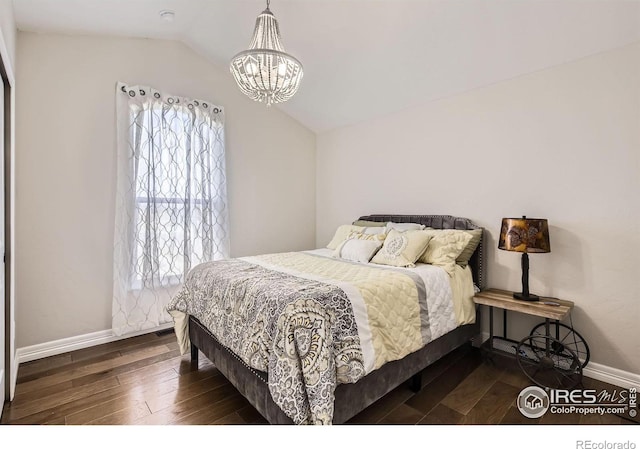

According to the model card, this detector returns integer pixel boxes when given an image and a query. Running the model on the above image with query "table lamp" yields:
[498,216,550,301]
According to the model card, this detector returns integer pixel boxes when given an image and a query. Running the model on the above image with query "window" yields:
[131,104,226,288]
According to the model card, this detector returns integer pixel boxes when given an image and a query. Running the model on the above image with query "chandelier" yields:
[230,0,303,106]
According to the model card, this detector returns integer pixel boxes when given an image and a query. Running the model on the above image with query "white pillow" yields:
[333,238,383,263]
[385,222,426,233]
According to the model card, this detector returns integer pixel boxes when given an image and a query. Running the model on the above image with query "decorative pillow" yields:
[333,237,384,263]
[455,229,483,267]
[352,220,387,227]
[327,225,357,250]
[370,229,432,268]
[346,230,386,242]
[418,229,473,274]
[385,222,426,233]
[326,225,385,250]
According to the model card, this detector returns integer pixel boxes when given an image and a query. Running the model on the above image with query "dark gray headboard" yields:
[357,214,486,290]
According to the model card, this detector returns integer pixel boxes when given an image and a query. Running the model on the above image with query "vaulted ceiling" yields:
[13,0,640,132]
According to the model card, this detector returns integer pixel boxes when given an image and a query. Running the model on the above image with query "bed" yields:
[167,214,486,424]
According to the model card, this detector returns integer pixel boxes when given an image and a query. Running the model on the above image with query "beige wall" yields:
[16,32,316,348]
[317,43,640,374]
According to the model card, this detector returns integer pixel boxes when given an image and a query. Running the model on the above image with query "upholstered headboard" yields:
[357,214,486,290]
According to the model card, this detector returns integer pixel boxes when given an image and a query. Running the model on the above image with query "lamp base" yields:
[513,292,540,301]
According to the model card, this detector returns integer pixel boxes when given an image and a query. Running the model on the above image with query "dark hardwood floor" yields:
[1,331,636,425]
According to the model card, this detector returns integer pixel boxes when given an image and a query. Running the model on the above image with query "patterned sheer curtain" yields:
[113,82,229,336]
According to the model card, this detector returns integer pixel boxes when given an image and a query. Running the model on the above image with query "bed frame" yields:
[188,214,486,424]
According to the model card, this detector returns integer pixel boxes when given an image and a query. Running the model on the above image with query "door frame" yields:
[0,27,16,410]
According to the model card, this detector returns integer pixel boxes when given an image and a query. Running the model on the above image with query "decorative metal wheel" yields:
[530,322,590,369]
[516,335,583,390]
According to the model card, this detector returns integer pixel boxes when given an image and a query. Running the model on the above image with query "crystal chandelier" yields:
[230,0,303,106]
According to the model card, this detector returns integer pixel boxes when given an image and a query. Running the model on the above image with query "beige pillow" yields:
[456,229,483,267]
[370,229,432,268]
[326,225,385,250]
[346,230,386,242]
[327,225,359,250]
[418,229,473,274]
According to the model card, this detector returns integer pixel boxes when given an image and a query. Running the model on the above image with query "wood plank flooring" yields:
[0,331,636,425]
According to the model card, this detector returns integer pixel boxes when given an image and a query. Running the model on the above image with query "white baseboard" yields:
[16,323,174,365]
[583,362,640,391]
[10,354,18,399]
[478,332,639,390]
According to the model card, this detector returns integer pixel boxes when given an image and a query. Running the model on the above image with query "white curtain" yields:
[113,82,229,336]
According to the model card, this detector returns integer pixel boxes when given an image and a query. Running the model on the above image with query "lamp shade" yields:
[498,217,550,253]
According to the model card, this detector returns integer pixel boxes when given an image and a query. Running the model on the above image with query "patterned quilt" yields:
[166,250,465,424]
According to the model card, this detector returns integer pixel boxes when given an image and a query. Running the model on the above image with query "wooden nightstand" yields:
[473,288,586,390]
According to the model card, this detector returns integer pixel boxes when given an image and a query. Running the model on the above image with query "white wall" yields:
[16,32,316,348]
[317,43,640,375]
